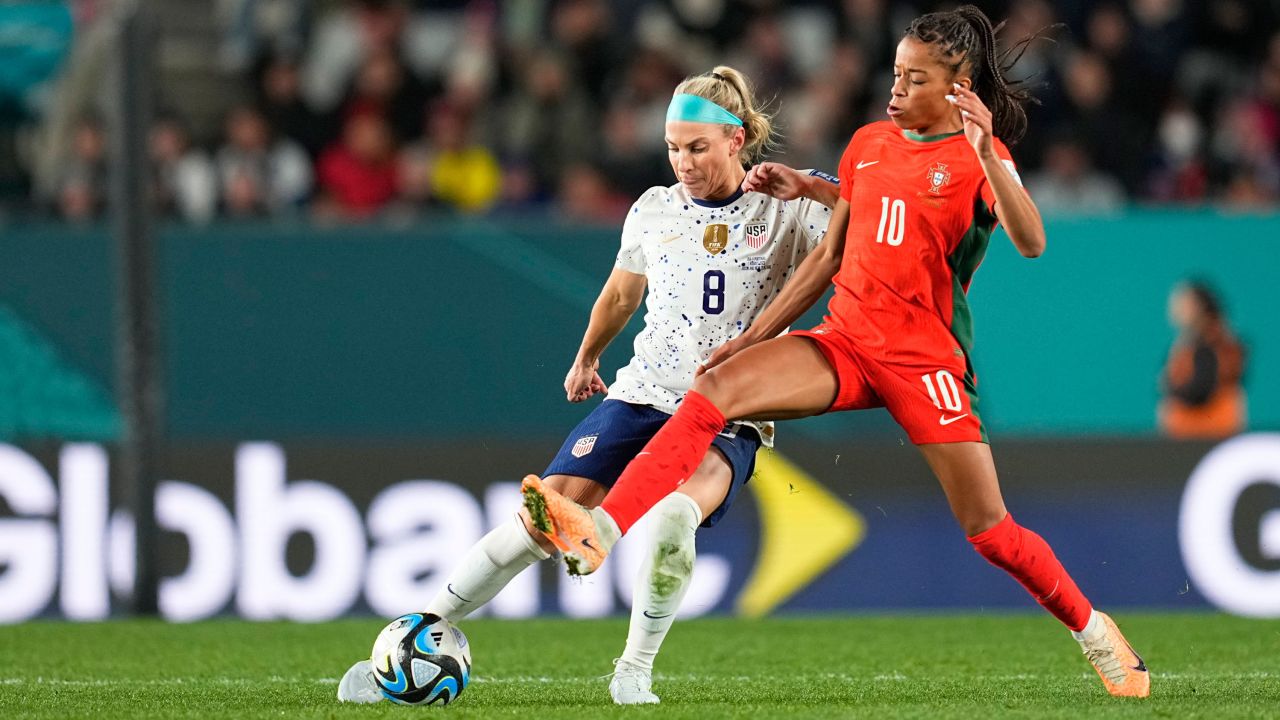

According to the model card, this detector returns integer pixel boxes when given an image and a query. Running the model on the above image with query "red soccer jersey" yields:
[829,121,1017,366]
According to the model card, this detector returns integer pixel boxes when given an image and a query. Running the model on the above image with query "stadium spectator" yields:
[342,47,438,145]
[316,111,398,219]
[555,162,629,223]
[1148,96,1209,202]
[1210,99,1280,209]
[254,53,334,158]
[1159,280,1247,439]
[219,0,310,72]
[302,0,411,112]
[149,113,218,224]
[215,105,313,216]
[301,0,453,113]
[548,0,617,105]
[54,114,107,221]
[9,0,1280,216]
[1025,134,1125,215]
[1056,50,1147,195]
[501,48,596,199]
[398,100,500,213]
[779,42,871,170]
[595,47,683,196]
[724,10,798,103]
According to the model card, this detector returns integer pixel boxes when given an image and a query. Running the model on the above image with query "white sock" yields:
[591,506,623,547]
[424,515,549,621]
[620,493,702,671]
[1071,609,1102,641]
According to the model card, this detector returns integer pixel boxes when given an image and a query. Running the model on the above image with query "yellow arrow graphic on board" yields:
[735,450,864,618]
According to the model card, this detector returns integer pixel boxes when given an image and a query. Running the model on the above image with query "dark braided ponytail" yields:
[905,4,1055,144]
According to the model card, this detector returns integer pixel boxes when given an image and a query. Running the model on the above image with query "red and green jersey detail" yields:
[829,121,1015,372]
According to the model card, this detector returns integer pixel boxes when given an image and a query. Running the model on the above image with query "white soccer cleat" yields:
[336,659,383,704]
[609,659,660,705]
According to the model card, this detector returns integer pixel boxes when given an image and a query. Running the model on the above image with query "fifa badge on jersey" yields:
[744,222,769,249]
[703,224,729,254]
[571,434,598,458]
[927,162,951,194]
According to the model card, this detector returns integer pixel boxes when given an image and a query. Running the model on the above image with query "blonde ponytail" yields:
[673,66,776,164]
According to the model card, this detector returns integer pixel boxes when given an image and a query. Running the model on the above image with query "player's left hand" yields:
[565,360,608,403]
[697,335,752,376]
[741,162,807,200]
[947,83,995,159]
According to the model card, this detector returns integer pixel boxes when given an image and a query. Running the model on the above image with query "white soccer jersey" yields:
[608,173,835,447]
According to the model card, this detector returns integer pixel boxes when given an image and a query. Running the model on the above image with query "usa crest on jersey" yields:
[571,434,597,458]
[744,222,769,249]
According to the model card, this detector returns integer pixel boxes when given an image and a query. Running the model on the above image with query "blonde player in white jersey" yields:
[338,65,838,706]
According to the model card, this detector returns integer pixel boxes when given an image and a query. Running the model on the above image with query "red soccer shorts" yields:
[791,323,987,444]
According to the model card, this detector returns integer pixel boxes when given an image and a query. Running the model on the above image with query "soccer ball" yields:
[370,613,472,705]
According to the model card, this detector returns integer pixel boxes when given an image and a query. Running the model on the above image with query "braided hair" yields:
[905,5,1054,144]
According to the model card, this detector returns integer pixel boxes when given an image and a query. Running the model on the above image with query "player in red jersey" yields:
[521,5,1150,699]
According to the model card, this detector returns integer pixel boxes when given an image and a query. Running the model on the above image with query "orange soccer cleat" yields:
[521,475,619,576]
[1076,611,1150,698]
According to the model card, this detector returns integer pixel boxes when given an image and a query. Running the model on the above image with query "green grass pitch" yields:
[1,613,1276,718]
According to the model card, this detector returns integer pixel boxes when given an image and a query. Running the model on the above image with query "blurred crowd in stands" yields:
[5,0,1280,224]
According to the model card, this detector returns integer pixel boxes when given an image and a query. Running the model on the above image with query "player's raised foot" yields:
[1075,611,1150,698]
[521,474,619,576]
[336,659,384,704]
[609,659,660,705]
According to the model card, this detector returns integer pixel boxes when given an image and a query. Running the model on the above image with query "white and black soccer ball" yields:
[370,613,472,706]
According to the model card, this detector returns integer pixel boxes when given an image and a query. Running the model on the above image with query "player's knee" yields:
[954,505,1008,538]
[690,368,736,416]
[967,514,1020,567]
[960,513,1005,538]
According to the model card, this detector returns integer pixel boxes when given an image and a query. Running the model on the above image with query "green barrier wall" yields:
[0,211,1275,441]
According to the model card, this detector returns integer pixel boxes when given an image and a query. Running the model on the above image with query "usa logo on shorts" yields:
[744,222,769,249]
[571,435,598,458]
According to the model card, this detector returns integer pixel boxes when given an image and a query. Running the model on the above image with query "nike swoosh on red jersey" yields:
[856,160,879,169]
[938,413,969,425]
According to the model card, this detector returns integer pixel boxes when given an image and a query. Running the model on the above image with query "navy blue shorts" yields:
[543,399,761,528]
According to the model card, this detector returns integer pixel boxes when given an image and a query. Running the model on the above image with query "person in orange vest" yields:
[1159,280,1247,439]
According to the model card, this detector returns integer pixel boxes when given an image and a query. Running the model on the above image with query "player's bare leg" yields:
[611,449,733,705]
[524,335,836,575]
[919,442,1150,698]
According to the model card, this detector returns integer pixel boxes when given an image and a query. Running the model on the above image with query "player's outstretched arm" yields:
[701,198,849,374]
[567,268,646,402]
[741,162,839,208]
[948,83,1046,258]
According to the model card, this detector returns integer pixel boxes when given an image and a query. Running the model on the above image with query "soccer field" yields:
[1,614,1276,719]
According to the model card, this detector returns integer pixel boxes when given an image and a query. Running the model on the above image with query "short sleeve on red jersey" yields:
[836,130,866,203]
[976,138,1020,215]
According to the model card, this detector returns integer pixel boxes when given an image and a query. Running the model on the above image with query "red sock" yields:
[968,513,1093,631]
[600,390,726,534]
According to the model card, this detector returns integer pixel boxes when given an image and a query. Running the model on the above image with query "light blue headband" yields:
[666,93,743,126]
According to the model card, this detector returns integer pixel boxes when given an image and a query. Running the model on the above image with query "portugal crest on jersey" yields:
[703,224,729,254]
[927,163,951,194]
[744,222,769,249]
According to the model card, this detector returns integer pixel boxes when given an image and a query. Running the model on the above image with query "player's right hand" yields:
[697,335,751,376]
[565,360,608,402]
[741,162,806,200]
